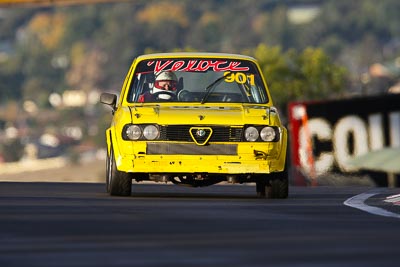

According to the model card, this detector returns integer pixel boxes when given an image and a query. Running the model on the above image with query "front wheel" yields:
[106,146,132,196]
[268,176,289,199]
[256,171,289,199]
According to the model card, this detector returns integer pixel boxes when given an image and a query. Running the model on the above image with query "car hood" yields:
[128,104,274,125]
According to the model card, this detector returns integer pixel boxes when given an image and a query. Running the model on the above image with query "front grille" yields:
[147,143,238,155]
[159,125,243,142]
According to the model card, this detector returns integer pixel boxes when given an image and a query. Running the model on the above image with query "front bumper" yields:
[115,141,286,174]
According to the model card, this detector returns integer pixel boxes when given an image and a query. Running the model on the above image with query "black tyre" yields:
[106,146,132,196]
[267,152,289,199]
[268,176,289,199]
[256,170,289,199]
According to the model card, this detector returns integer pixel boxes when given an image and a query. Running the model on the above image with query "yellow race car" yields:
[100,52,288,198]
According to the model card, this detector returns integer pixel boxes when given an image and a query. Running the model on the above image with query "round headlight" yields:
[143,125,159,140]
[260,127,276,141]
[244,126,259,141]
[125,125,142,140]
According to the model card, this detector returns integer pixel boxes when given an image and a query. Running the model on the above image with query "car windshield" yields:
[127,58,269,104]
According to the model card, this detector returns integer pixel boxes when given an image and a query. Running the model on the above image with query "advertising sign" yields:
[288,94,400,185]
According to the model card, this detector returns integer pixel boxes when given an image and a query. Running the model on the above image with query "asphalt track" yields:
[0,182,399,267]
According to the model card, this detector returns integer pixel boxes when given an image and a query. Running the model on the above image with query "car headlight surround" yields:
[260,126,276,142]
[244,126,259,142]
[143,125,160,140]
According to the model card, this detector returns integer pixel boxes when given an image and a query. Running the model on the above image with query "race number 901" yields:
[224,71,255,85]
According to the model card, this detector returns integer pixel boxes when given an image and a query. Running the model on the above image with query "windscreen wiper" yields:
[201,72,231,104]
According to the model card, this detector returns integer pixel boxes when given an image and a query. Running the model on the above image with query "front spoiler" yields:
[116,153,285,174]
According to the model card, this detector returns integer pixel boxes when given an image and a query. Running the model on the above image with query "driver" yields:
[138,71,178,102]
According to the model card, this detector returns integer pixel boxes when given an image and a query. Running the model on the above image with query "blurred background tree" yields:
[245,44,347,113]
[1,0,397,104]
[0,0,399,161]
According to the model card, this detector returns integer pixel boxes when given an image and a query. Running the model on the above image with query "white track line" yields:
[344,191,400,219]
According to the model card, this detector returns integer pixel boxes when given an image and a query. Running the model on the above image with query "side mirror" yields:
[100,93,117,112]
